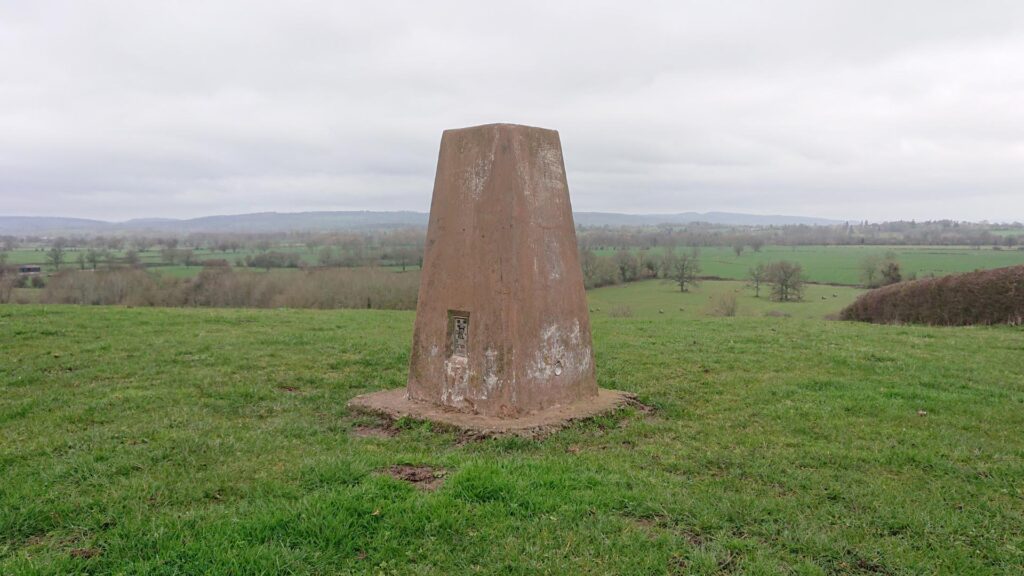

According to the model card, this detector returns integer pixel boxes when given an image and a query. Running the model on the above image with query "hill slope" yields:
[2,306,1022,573]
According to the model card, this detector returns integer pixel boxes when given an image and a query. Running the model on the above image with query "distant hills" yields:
[0,211,845,235]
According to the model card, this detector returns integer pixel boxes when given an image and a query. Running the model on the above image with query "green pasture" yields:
[2,305,1022,574]
[588,279,862,320]
[2,245,423,279]
[2,246,317,273]
[594,245,1024,285]
[8,244,1024,285]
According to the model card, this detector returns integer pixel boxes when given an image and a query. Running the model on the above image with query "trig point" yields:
[349,123,630,435]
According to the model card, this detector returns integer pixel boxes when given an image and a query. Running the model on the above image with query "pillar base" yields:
[348,388,633,437]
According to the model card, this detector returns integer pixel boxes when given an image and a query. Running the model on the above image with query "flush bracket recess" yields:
[446,310,470,358]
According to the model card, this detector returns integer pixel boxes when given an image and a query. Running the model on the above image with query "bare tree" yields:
[318,246,336,267]
[579,248,599,287]
[709,292,739,317]
[46,239,67,270]
[733,242,745,257]
[86,249,102,270]
[766,261,804,302]
[614,250,639,283]
[131,237,154,253]
[748,263,767,297]
[860,254,883,287]
[750,238,765,252]
[659,247,678,280]
[673,250,701,292]
[639,251,659,278]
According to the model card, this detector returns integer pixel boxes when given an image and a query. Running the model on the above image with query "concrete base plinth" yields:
[347,388,633,437]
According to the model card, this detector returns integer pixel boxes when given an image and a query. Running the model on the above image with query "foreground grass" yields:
[1,306,1022,574]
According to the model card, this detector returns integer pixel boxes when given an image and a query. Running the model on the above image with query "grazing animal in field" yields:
[659,309,664,314]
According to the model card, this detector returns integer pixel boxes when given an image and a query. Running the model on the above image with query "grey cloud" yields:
[2,0,1023,222]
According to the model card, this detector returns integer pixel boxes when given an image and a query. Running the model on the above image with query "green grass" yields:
[4,247,311,275]
[10,244,1024,284]
[5,247,420,279]
[588,279,862,320]
[1,306,1023,574]
[594,245,1024,285]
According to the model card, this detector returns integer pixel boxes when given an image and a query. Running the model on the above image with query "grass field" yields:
[4,246,319,275]
[588,280,862,320]
[9,244,1024,286]
[594,245,1024,285]
[2,305,1022,574]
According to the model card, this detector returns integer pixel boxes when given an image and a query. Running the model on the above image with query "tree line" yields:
[27,267,419,309]
[581,247,806,302]
[576,220,1023,251]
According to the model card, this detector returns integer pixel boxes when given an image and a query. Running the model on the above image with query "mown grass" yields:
[1,306,1023,574]
[588,279,862,320]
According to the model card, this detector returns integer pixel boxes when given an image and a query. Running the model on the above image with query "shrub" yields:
[708,292,739,317]
[861,254,902,288]
[42,269,168,306]
[840,265,1024,326]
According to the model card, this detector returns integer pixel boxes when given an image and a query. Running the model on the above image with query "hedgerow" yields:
[840,265,1024,325]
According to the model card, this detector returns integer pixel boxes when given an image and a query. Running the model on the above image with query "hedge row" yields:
[840,265,1024,326]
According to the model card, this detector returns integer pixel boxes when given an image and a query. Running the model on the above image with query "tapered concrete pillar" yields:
[406,123,597,417]
[349,123,628,434]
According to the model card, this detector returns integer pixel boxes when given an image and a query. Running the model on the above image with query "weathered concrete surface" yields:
[408,123,597,416]
[348,123,617,427]
[348,388,633,437]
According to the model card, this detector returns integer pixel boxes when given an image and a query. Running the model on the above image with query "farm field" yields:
[593,245,1024,285]
[4,246,320,274]
[8,244,1024,286]
[2,306,1022,574]
[588,279,862,320]
[4,246,417,282]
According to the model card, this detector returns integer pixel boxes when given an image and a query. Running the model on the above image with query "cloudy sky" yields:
[2,1,1023,222]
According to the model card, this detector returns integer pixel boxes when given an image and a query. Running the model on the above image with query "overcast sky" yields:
[2,1,1023,222]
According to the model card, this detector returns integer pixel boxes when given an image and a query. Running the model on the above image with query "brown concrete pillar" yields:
[406,123,597,417]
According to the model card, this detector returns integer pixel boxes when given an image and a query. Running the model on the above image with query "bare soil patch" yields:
[383,465,447,490]
[70,547,101,559]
